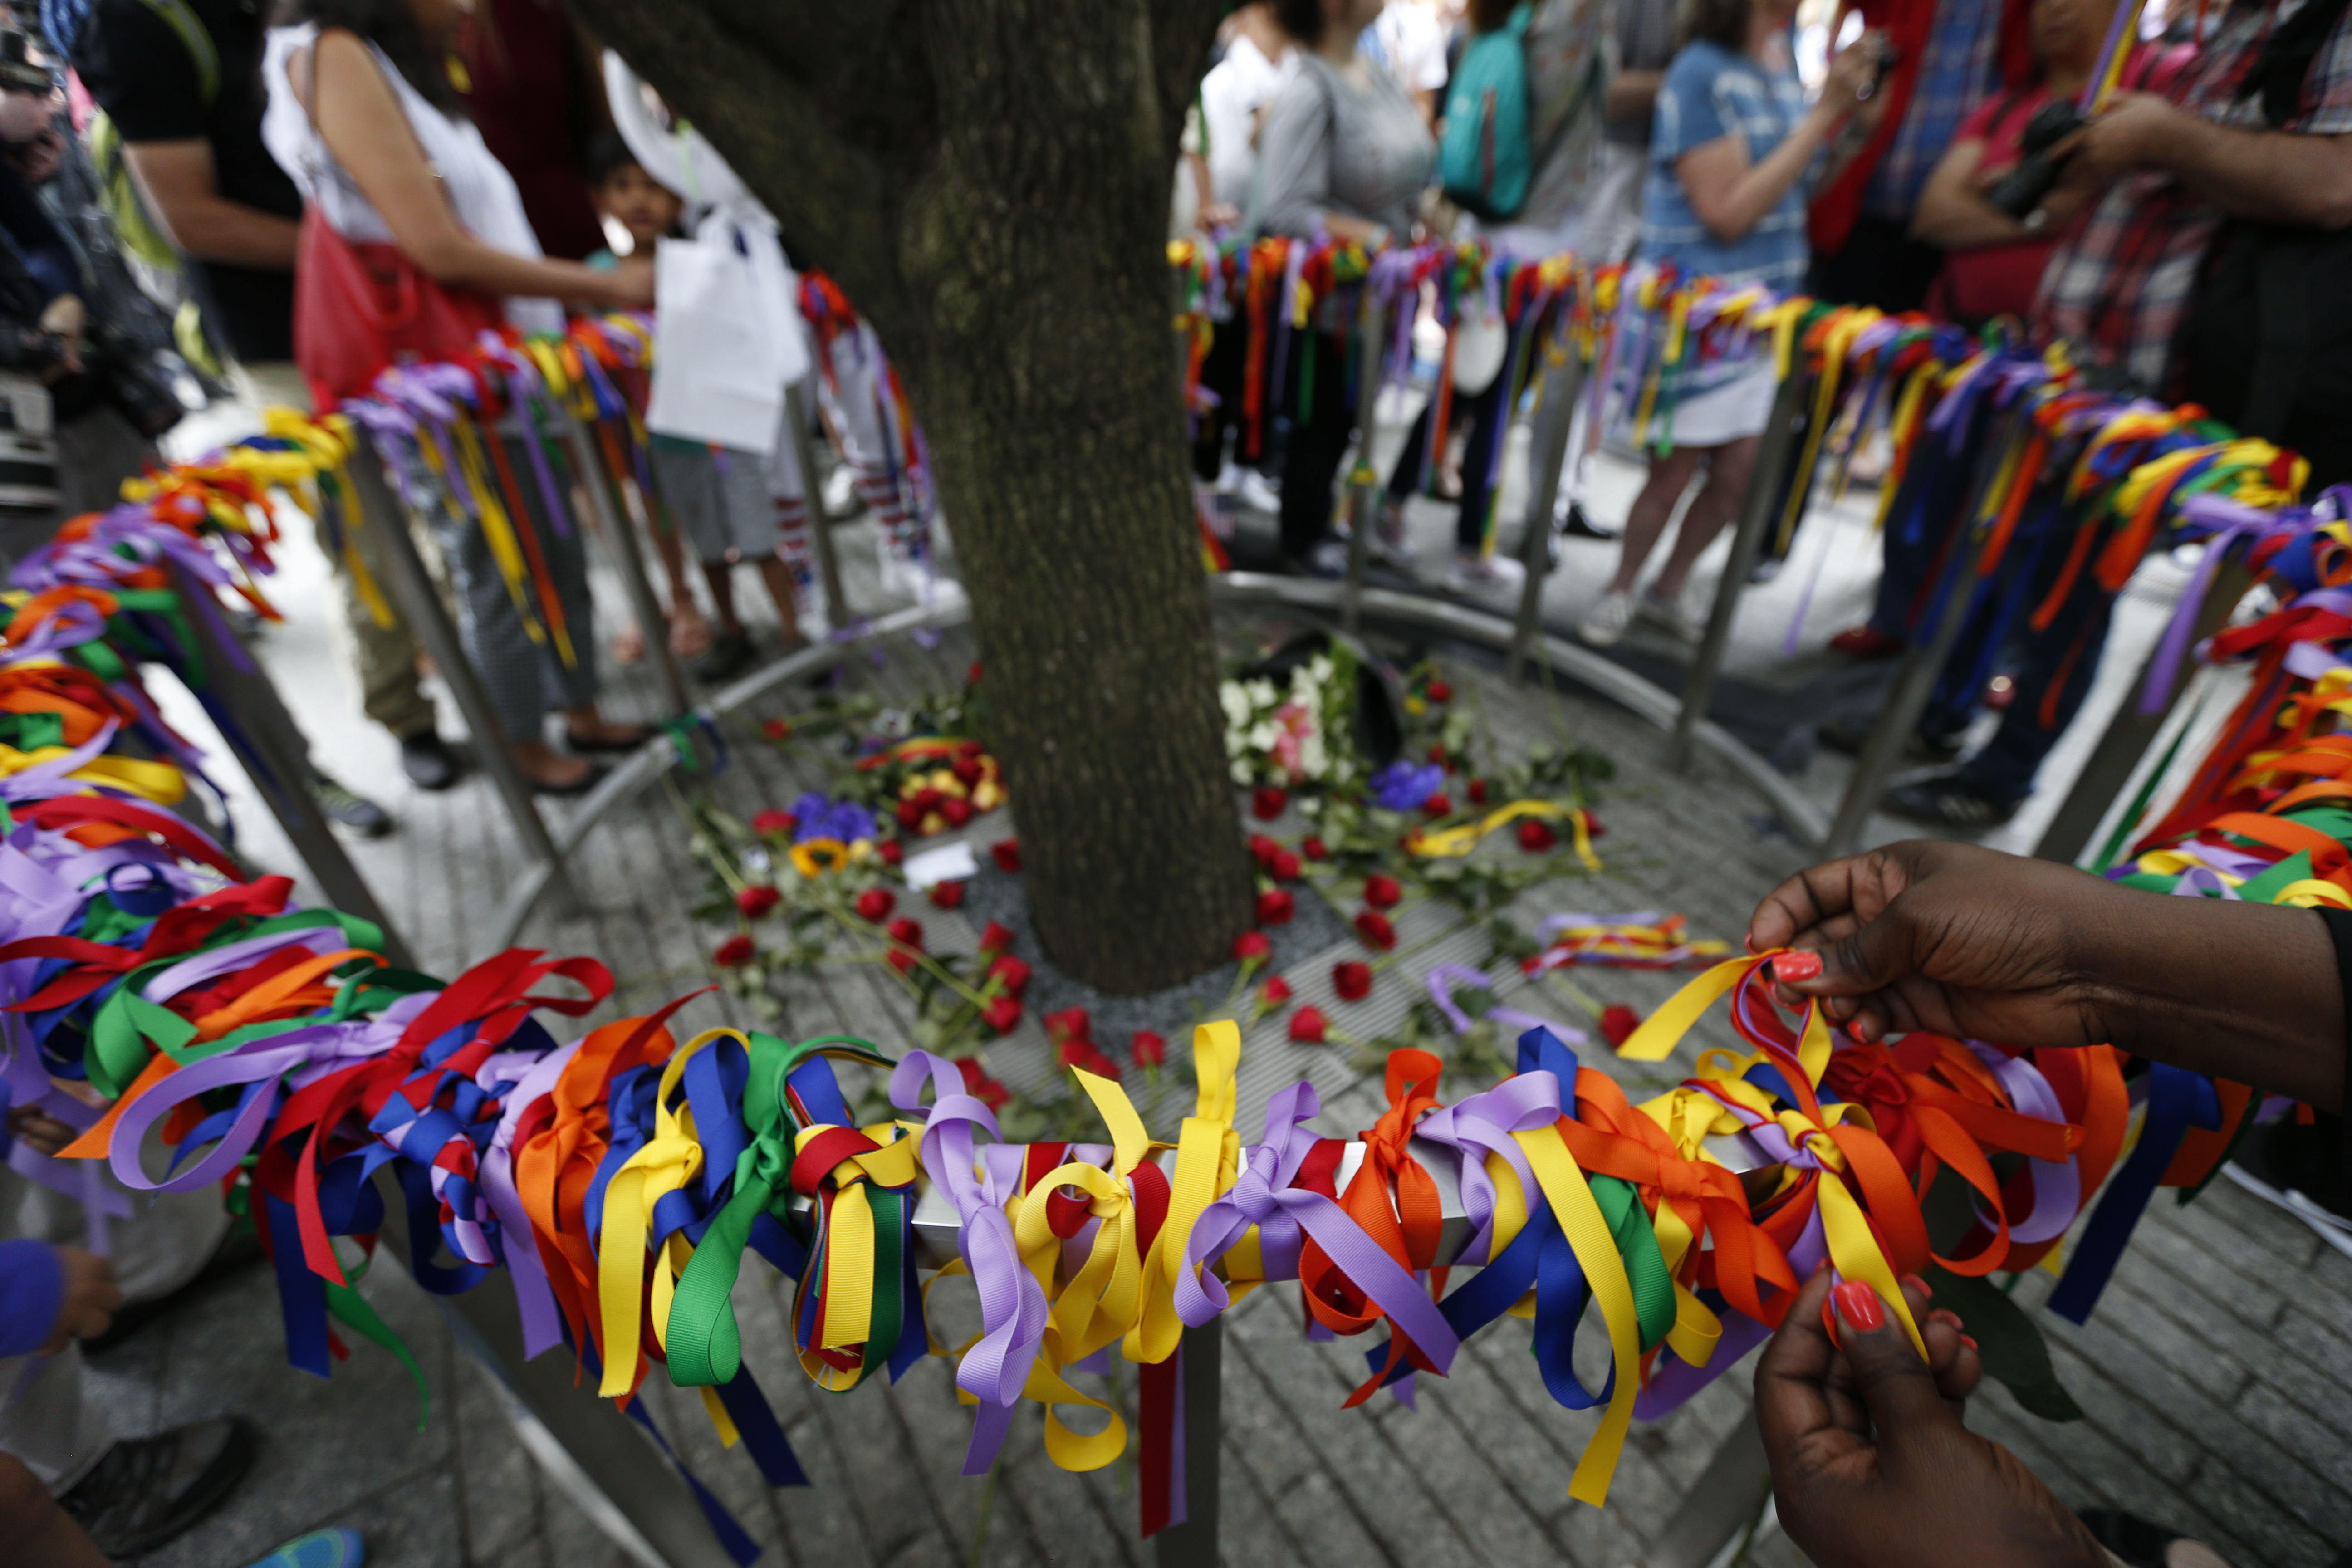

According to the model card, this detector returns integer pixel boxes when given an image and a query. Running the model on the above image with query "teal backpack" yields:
[1437,5,1534,221]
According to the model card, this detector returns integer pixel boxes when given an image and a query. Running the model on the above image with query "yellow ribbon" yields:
[1515,1122,1643,1506]
[1128,1021,1242,1367]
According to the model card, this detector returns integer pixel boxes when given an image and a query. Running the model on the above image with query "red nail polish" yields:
[1900,1273,1932,1298]
[1960,1334,1979,1352]
[1932,1309,1964,1331]
[1773,950,1823,983]
[1833,1280,1885,1332]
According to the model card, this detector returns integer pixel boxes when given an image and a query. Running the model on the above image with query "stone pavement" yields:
[71,397,2352,1568]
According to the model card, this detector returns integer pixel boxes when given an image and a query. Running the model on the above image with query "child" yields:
[586,132,804,681]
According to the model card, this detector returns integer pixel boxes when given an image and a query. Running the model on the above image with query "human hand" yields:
[37,294,81,373]
[1747,839,2134,1048]
[37,1248,120,1354]
[5,1101,78,1157]
[603,254,656,310]
[2051,92,2180,188]
[1757,1266,2104,1568]
[1821,30,1887,114]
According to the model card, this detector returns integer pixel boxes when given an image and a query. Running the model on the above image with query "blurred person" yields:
[1584,0,1680,263]
[260,0,655,794]
[1576,0,1885,647]
[585,131,802,682]
[453,0,608,260]
[1259,0,1436,577]
[1365,0,1451,126]
[70,0,465,797]
[1204,2,1298,212]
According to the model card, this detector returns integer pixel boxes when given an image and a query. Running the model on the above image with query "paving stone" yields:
[453,1357,547,1563]
[2181,1450,2344,1568]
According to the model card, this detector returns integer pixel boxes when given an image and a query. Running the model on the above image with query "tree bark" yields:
[567,0,1255,992]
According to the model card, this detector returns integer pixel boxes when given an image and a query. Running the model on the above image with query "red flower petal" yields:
[1233,931,1271,962]
[1353,910,1396,951]
[928,879,967,909]
[735,885,780,918]
[1131,1029,1166,1068]
[1288,1005,1329,1044]
[991,839,1023,874]
[1363,873,1402,910]
[1600,1004,1641,1047]
[1251,785,1288,821]
[855,887,896,923]
[713,935,755,967]
[1255,888,1296,926]
[1333,961,1372,1001]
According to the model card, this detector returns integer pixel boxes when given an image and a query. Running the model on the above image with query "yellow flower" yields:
[790,838,851,877]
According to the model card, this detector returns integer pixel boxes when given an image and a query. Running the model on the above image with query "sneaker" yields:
[1885,775,2021,828]
[1559,501,1618,541]
[243,1528,366,1568]
[397,729,459,791]
[1293,538,1352,579]
[2222,1116,2352,1261]
[1237,469,1283,514]
[1827,625,1904,658]
[1747,556,1784,585]
[1637,585,1705,642]
[1578,588,1636,647]
[59,1416,259,1558]
[1373,497,1413,565]
[308,771,390,838]
[1446,551,1526,597]
[820,464,860,519]
[693,627,757,684]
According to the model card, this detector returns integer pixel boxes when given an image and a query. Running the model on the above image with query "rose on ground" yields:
[735,885,780,918]
[1132,1029,1166,1068]
[928,879,967,910]
[1270,849,1300,882]
[1233,931,1270,963]
[979,921,1017,956]
[943,799,973,827]
[762,718,790,740]
[750,809,794,836]
[989,954,1032,996]
[1423,792,1451,816]
[713,934,755,967]
[983,996,1023,1034]
[1288,1005,1329,1044]
[1262,974,1292,1006]
[1302,836,1327,861]
[895,799,922,829]
[991,839,1022,873]
[1044,1007,1092,1044]
[1248,833,1280,867]
[1251,785,1287,820]
[855,887,896,923]
[1333,960,1372,1001]
[1428,744,1447,764]
[952,755,984,786]
[1255,888,1295,926]
[1354,910,1396,951]
[887,916,925,949]
[1363,873,1401,910]
[1517,817,1558,852]
[879,839,903,866]
[1467,778,1488,806]
[1600,1004,1640,1047]
[1426,679,1452,703]
[968,662,983,685]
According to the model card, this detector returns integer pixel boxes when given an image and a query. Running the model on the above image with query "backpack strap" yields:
[131,0,219,109]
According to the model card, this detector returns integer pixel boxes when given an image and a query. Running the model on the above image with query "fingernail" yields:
[1773,950,1823,983]
[1900,1273,1932,1298]
[1744,932,1758,954]
[1931,1308,1964,1331]
[1832,1280,1886,1332]
[1960,1334,1979,1352]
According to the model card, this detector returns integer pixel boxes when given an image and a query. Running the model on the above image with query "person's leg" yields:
[1387,399,1435,500]
[640,487,712,661]
[699,559,743,637]
[1449,372,1512,557]
[1277,329,1353,564]
[430,483,589,789]
[754,556,803,642]
[0,1454,107,1568]
[1651,433,1758,600]
[508,432,633,749]
[1604,446,1708,593]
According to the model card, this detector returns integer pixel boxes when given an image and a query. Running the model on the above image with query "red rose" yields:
[735,885,781,918]
[879,839,904,866]
[928,879,967,910]
[1249,833,1280,867]
[1517,817,1558,852]
[943,798,974,827]
[1271,849,1301,882]
[1233,931,1271,963]
[1251,785,1288,821]
[1288,1005,1329,1044]
[1132,1029,1166,1068]
[956,1057,986,1091]
[1423,793,1451,816]
[888,949,917,975]
[761,718,791,740]
[1428,744,1447,764]
[980,921,1017,956]
[1426,680,1452,703]
[1583,810,1606,841]
[712,934,755,967]
[984,996,1023,1034]
[750,809,795,837]
[855,887,896,923]
[952,755,985,786]
[958,740,985,759]
[974,1077,1010,1111]
[989,955,1032,996]
[1045,1007,1092,1044]
[992,839,1022,873]
[1072,1044,1120,1079]
[896,799,923,829]
[1262,974,1292,1006]
[1600,1004,1641,1047]
[887,916,925,950]
[1354,910,1396,951]
[1255,888,1295,926]
[968,662,984,685]
[1363,873,1402,910]
[1466,778,1488,806]
[1302,836,1328,861]
[1333,961,1372,1001]
[914,787,944,811]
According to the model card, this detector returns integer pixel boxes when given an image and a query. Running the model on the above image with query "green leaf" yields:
[1922,1264,2084,1423]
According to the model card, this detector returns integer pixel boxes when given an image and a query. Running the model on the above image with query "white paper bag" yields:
[646,223,810,453]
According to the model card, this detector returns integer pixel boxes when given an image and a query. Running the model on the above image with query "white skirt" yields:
[1657,354,1778,447]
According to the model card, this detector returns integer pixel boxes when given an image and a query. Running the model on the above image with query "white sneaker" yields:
[1578,588,1635,647]
[1445,552,1525,597]
[1638,586,1705,642]
[1237,470,1283,514]
[1373,498,1413,565]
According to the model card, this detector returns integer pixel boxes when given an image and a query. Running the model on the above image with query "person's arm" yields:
[1908,138,2032,247]
[119,141,299,268]
[0,160,77,306]
[1676,37,1878,244]
[1748,838,2347,1110]
[2056,90,2352,228]
[1606,67,1664,125]
[300,30,647,309]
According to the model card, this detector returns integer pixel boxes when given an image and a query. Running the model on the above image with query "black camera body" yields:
[1986,100,2090,219]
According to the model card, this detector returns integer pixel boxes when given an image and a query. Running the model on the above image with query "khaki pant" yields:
[233,363,436,740]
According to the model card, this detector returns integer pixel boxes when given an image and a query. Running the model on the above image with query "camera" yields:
[1986,100,2090,219]
[0,28,50,97]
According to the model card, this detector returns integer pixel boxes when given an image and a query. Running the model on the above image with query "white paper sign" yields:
[902,840,980,891]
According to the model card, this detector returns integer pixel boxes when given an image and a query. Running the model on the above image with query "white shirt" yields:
[1364,1,1449,96]
[1201,34,1299,208]
[259,24,560,336]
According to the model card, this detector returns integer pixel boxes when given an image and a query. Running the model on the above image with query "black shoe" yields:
[693,627,757,684]
[2077,1510,2200,1568]
[1819,716,1965,764]
[59,1416,259,1558]
[397,729,460,791]
[1885,774,2021,828]
[308,771,391,838]
[1560,502,1617,541]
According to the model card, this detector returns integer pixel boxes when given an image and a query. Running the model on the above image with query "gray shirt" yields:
[1256,52,1434,240]
[1520,0,1612,229]
[1606,0,1680,147]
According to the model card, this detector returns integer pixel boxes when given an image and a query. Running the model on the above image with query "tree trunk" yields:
[567,0,1254,992]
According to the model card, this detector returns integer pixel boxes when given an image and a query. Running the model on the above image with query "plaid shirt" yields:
[2036,0,2352,390]
[1866,0,2007,218]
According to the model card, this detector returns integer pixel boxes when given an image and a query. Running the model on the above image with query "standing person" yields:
[260,0,655,794]
[1585,0,1681,264]
[1365,0,1452,126]
[69,0,464,799]
[1203,2,1299,213]
[1259,0,1435,577]
[1576,0,1885,647]
[453,0,606,261]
